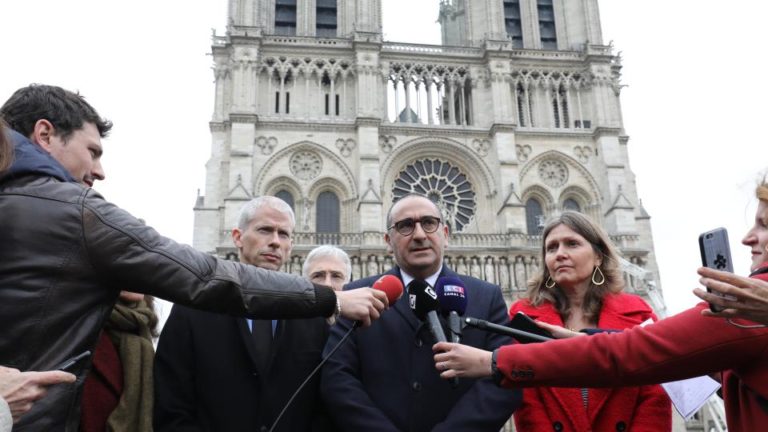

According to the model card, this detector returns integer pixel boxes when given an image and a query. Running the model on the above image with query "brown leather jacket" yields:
[0,174,336,431]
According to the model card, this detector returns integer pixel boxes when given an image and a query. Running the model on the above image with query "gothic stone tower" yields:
[193,0,665,312]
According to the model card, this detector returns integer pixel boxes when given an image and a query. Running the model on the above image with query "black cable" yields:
[268,322,357,432]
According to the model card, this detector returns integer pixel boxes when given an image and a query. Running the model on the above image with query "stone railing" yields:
[382,42,483,57]
[262,35,353,48]
[214,231,654,307]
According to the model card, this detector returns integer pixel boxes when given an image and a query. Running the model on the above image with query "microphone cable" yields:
[268,321,357,432]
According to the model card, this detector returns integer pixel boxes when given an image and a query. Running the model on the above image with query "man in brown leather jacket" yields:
[0,84,389,431]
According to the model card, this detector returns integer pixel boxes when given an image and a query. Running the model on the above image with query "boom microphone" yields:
[463,317,552,343]
[408,280,447,344]
[268,274,403,432]
[434,276,467,344]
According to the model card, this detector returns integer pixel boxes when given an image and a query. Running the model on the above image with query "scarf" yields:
[103,300,157,432]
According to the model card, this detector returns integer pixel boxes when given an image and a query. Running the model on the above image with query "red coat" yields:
[498,270,768,432]
[509,294,671,431]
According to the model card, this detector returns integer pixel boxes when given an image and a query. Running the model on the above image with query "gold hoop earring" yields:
[592,266,606,286]
[545,276,556,288]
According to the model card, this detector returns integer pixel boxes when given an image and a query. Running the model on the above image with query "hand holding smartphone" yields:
[699,228,736,312]
[508,312,554,343]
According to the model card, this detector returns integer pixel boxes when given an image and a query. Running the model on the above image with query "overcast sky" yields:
[1,1,765,317]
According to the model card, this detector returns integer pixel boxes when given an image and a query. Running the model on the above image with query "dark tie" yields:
[251,319,273,371]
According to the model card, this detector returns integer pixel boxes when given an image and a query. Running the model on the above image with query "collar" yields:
[400,265,443,290]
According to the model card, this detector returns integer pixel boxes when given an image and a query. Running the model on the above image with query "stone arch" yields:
[558,185,592,211]
[263,176,302,200]
[380,136,496,233]
[519,150,602,204]
[253,140,358,199]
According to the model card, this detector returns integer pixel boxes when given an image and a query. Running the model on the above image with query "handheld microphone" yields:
[463,317,552,343]
[373,274,405,305]
[269,275,403,432]
[434,276,467,344]
[434,277,467,388]
[408,280,447,344]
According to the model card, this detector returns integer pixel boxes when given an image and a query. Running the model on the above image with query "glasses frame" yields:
[387,216,442,236]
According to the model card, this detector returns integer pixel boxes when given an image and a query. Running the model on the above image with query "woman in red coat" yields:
[434,180,768,432]
[508,211,670,431]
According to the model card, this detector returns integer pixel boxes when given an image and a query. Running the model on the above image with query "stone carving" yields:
[379,135,396,153]
[574,145,591,164]
[516,144,532,162]
[538,159,568,188]
[290,150,322,181]
[472,139,491,157]
[335,138,356,157]
[255,136,278,155]
[393,159,476,233]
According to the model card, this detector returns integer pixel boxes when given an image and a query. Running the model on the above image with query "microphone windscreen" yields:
[434,276,468,316]
[373,275,404,304]
[407,280,440,320]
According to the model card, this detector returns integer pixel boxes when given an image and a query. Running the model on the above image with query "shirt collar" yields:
[400,265,443,291]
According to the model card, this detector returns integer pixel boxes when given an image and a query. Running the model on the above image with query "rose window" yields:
[393,159,476,232]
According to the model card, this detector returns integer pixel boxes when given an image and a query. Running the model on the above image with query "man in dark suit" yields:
[321,194,522,431]
[154,196,331,432]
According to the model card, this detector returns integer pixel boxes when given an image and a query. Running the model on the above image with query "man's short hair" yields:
[302,245,352,282]
[237,196,296,231]
[0,84,112,140]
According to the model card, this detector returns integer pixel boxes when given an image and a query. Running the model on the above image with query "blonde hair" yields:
[526,211,624,323]
[757,177,768,203]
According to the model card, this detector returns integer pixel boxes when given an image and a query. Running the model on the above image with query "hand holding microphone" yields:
[335,275,402,327]
[435,277,468,344]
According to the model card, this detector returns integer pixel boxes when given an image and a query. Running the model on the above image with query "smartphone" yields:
[53,350,91,372]
[508,312,554,344]
[698,228,735,312]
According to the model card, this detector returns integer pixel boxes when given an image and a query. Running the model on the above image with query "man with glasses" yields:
[321,194,521,431]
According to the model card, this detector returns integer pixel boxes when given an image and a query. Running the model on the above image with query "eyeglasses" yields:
[388,216,442,236]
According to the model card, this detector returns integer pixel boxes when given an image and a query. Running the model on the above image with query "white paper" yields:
[661,376,721,421]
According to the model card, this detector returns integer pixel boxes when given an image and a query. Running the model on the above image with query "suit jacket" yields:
[321,266,521,431]
[154,304,330,432]
[509,293,671,432]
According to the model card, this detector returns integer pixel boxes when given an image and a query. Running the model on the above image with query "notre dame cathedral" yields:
[191,1,726,429]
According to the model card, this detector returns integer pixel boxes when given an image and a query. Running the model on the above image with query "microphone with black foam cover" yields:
[408,279,447,344]
[434,276,468,344]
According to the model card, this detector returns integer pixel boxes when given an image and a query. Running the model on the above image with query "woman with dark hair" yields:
[434,180,768,432]
[508,211,670,431]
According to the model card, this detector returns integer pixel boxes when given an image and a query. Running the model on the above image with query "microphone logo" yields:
[409,294,417,310]
[425,286,437,300]
[441,284,465,297]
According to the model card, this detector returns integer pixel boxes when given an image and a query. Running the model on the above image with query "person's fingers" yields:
[371,288,389,308]
[30,370,76,386]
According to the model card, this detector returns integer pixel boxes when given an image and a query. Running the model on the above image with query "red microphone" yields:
[373,274,404,305]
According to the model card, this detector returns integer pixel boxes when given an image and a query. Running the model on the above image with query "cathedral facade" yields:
[193,0,662,311]
[191,1,732,429]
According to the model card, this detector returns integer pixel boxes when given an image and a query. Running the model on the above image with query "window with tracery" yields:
[316,191,340,244]
[563,198,581,212]
[525,198,545,235]
[392,159,476,232]
[275,190,295,211]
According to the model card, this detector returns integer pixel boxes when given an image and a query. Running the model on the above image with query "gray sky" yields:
[1,1,765,316]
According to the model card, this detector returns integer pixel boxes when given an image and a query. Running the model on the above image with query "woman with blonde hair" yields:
[508,211,670,431]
